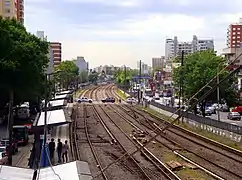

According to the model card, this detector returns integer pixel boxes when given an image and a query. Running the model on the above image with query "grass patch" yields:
[116,89,128,100]
[140,106,242,151]
[73,89,85,99]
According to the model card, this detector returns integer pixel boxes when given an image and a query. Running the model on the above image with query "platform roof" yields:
[0,161,92,180]
[36,109,68,127]
[49,99,65,107]
[52,94,68,100]
[55,90,72,95]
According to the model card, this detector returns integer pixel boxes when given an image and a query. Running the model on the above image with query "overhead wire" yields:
[93,53,242,178]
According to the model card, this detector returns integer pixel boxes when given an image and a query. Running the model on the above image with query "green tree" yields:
[114,69,138,88]
[54,61,79,89]
[0,17,49,108]
[173,50,237,114]
[79,70,88,83]
[88,71,98,84]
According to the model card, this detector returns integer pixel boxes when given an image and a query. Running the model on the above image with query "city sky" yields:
[25,0,242,68]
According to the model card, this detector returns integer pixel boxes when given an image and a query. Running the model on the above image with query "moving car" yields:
[227,112,241,120]
[101,97,115,103]
[198,108,212,116]
[126,97,137,104]
[77,97,93,103]
[0,138,18,154]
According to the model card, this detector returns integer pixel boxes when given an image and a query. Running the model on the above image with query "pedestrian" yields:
[57,139,63,163]
[48,138,55,162]
[62,140,69,163]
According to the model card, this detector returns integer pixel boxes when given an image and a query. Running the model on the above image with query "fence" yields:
[150,100,242,135]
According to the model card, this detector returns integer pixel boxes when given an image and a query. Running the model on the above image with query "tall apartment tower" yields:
[152,56,165,70]
[227,18,242,48]
[50,42,62,67]
[0,0,24,23]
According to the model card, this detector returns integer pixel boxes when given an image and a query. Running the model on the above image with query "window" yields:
[4,9,10,13]
[4,0,11,6]
[238,28,241,30]
[233,36,235,39]
[238,36,240,38]
[233,32,236,35]
[233,28,236,30]
[238,32,241,34]
[233,40,235,43]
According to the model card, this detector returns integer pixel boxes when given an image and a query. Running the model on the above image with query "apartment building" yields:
[152,56,165,70]
[165,35,214,61]
[227,18,242,48]
[36,31,54,74]
[73,56,89,73]
[50,42,62,67]
[0,0,24,23]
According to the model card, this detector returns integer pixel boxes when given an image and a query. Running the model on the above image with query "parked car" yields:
[227,112,241,120]
[0,151,7,165]
[77,97,93,103]
[126,97,137,104]
[0,138,18,154]
[101,97,115,103]
[231,106,242,115]
[198,108,212,116]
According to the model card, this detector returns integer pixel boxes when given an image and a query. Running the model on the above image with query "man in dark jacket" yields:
[57,139,63,163]
[48,138,55,162]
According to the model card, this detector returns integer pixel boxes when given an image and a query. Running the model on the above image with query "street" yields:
[154,98,242,127]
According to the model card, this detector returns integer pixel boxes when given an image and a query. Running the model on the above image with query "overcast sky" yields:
[25,0,242,68]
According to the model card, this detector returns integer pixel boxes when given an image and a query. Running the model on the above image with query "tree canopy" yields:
[0,17,49,107]
[173,50,237,107]
[54,60,79,89]
[114,69,139,87]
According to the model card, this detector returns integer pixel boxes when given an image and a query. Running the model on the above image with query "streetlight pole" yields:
[217,66,220,121]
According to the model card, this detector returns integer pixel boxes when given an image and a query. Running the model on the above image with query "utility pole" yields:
[7,90,14,165]
[178,51,184,123]
[43,74,48,167]
[217,66,220,121]
[124,65,127,90]
[138,60,142,103]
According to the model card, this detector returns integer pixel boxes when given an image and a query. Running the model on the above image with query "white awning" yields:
[49,99,65,107]
[53,94,68,99]
[37,109,67,126]
[0,161,92,180]
[56,90,71,95]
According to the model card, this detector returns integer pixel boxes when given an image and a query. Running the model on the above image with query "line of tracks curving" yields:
[71,84,242,179]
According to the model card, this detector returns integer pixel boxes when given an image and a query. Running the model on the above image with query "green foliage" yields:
[54,61,79,89]
[173,50,237,106]
[79,70,88,83]
[88,71,98,83]
[0,17,49,106]
[114,69,138,85]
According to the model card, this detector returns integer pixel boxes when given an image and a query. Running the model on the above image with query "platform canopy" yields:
[0,161,92,180]
[56,90,72,95]
[35,109,70,127]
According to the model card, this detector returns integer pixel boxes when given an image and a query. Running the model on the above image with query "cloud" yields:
[24,0,242,68]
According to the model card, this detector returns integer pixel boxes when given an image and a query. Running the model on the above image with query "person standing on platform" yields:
[48,138,55,163]
[62,140,69,163]
[57,139,63,163]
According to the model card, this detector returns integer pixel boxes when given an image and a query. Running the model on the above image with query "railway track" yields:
[101,85,242,179]
[97,104,181,180]
[116,104,242,180]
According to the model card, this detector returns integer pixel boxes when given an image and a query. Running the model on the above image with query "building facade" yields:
[50,42,62,67]
[36,31,54,74]
[227,18,242,48]
[152,56,164,70]
[0,0,24,23]
[165,35,214,61]
[93,65,120,75]
[73,56,89,73]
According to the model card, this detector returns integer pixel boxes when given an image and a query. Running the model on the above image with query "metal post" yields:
[138,60,142,103]
[7,90,14,165]
[178,51,184,123]
[217,66,220,121]
[124,65,127,90]
[43,74,48,167]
